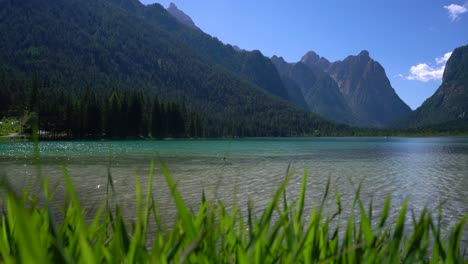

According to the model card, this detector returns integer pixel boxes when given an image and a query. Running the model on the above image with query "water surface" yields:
[1,137,467,244]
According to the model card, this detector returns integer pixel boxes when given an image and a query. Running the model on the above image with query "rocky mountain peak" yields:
[271,55,292,73]
[301,51,320,63]
[358,50,370,58]
[271,55,286,63]
[300,51,331,71]
[166,2,198,30]
[327,49,411,126]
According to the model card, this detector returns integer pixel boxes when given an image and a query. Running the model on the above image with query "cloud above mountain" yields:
[435,52,453,64]
[405,52,452,82]
[444,3,468,21]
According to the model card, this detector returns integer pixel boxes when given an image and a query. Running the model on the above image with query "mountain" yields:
[301,51,331,71]
[111,1,411,128]
[272,50,410,126]
[0,0,348,136]
[398,45,468,128]
[166,2,198,30]
[270,56,308,110]
[326,50,412,126]
[271,56,354,124]
[232,45,242,52]
[107,0,142,12]
[132,2,290,100]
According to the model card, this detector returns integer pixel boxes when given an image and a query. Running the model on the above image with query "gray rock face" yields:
[400,45,468,127]
[271,56,309,110]
[271,56,355,124]
[301,51,331,71]
[272,50,411,127]
[327,51,411,126]
[167,3,198,30]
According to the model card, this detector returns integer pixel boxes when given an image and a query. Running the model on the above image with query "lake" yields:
[0,137,467,245]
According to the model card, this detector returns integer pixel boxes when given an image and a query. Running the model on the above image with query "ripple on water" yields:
[0,138,467,246]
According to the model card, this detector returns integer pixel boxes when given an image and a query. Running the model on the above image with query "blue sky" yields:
[141,0,468,109]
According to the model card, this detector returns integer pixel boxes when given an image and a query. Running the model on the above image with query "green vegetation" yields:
[3,73,465,139]
[0,0,350,138]
[0,118,21,136]
[1,0,467,137]
[0,75,349,138]
[398,45,468,129]
[0,161,466,263]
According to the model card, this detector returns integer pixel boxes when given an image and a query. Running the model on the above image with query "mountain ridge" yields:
[0,0,348,137]
[121,1,412,128]
[271,56,355,124]
[301,51,331,71]
[3,0,462,133]
[166,2,199,30]
[272,50,411,126]
[132,2,291,100]
[326,50,412,126]
[397,45,468,128]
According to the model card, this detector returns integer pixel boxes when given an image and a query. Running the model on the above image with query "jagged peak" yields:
[271,55,286,62]
[358,50,370,58]
[341,49,372,63]
[300,50,331,70]
[271,55,293,73]
[166,2,198,30]
[301,51,320,62]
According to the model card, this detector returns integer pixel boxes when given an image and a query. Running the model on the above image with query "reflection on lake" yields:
[1,137,467,245]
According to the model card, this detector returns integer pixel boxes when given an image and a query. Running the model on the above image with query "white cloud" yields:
[404,52,452,82]
[444,3,468,21]
[436,52,453,64]
[407,64,445,82]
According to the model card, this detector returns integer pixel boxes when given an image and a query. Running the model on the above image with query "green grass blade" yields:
[160,161,196,239]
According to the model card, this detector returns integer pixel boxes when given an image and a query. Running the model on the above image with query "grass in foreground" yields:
[0,162,466,263]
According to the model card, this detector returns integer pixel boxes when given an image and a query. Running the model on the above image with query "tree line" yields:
[1,72,358,138]
[3,74,465,138]
[0,75,205,139]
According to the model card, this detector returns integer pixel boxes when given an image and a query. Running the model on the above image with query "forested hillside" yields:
[398,45,468,128]
[0,0,350,137]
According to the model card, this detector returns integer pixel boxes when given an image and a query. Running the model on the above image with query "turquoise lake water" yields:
[1,137,467,244]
